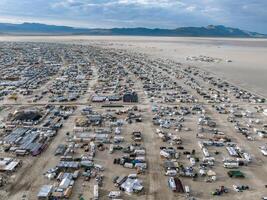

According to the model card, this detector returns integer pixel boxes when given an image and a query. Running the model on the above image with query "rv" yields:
[202,148,210,157]
[224,162,239,169]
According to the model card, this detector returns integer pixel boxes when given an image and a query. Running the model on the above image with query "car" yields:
[228,170,245,178]
[233,185,242,192]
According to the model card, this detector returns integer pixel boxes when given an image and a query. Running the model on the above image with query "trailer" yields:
[93,185,99,200]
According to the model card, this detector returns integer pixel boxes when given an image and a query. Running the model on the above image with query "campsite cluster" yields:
[0,42,266,200]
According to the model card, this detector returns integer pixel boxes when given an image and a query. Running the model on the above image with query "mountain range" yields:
[0,23,266,38]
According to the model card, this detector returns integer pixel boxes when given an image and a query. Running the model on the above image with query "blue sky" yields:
[0,0,266,33]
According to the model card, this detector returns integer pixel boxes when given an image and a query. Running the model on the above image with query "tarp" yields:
[120,178,143,193]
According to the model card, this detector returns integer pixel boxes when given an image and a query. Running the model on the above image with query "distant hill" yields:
[0,23,266,38]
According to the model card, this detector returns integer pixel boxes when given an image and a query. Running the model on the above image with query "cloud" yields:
[185,5,196,12]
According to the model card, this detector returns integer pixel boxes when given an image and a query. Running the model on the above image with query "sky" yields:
[0,0,266,33]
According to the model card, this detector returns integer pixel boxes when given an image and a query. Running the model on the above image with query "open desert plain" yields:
[0,36,267,200]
